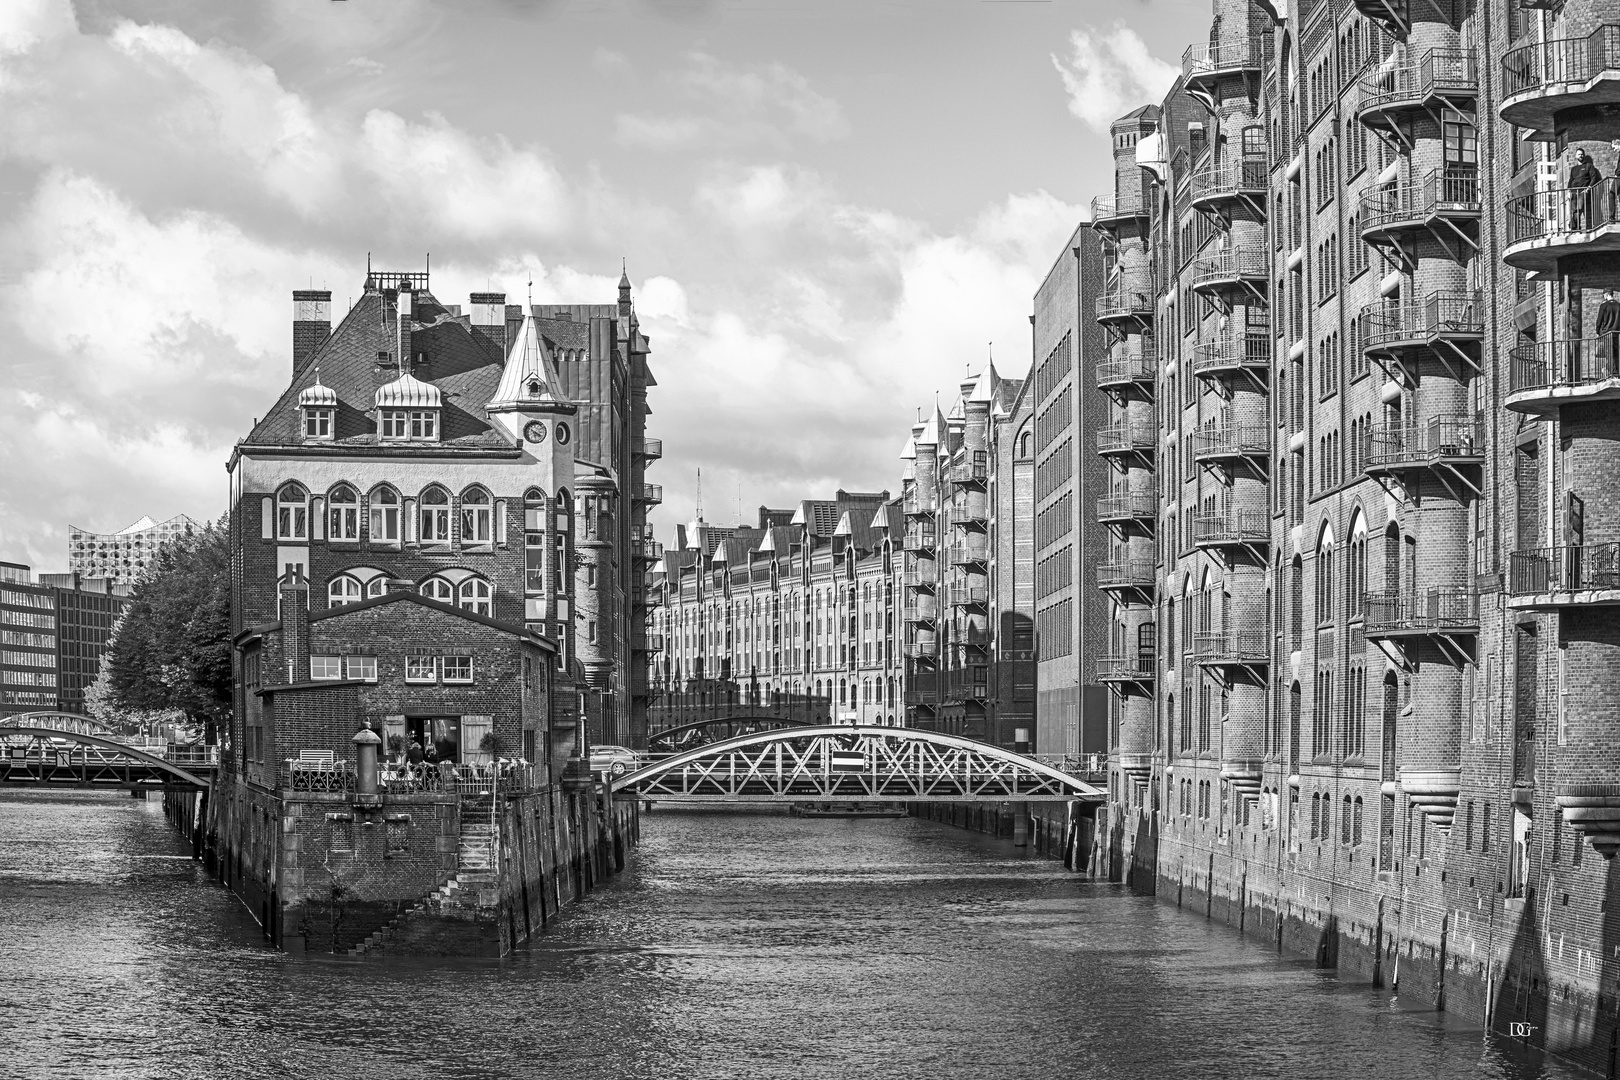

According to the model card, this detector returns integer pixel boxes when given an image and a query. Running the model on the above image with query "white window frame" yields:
[345,655,378,682]
[420,577,455,604]
[380,411,409,440]
[277,484,309,541]
[328,486,360,541]
[405,655,437,683]
[459,577,493,617]
[369,487,400,543]
[328,576,361,608]
[420,490,451,544]
[304,408,333,440]
[461,489,493,546]
[442,655,473,684]
[410,410,438,440]
[310,655,343,681]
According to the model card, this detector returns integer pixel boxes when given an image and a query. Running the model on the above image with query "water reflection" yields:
[0,793,1582,1080]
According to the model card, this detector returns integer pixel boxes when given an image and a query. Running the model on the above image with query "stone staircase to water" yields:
[348,796,500,957]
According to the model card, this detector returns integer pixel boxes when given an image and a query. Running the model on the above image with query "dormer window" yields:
[304,409,333,440]
[380,409,437,441]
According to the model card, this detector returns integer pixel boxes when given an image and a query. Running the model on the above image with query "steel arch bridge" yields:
[0,715,213,789]
[611,725,1105,804]
[646,715,812,751]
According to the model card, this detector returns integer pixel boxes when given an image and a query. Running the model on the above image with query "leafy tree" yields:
[104,515,232,733]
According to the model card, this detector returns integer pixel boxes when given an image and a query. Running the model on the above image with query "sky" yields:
[0,0,1199,573]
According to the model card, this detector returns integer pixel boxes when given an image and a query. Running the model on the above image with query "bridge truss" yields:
[0,715,213,789]
[646,715,811,751]
[612,725,1105,803]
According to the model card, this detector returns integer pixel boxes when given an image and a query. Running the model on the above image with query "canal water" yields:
[0,790,1583,1080]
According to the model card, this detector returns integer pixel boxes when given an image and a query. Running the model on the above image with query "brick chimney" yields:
[279,570,311,683]
[470,292,507,358]
[293,290,332,375]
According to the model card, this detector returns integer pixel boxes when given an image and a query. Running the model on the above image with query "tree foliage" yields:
[104,515,232,725]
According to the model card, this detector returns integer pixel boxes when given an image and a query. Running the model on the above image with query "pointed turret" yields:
[489,311,568,412]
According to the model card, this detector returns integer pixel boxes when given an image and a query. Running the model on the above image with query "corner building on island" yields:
[1081,0,1620,1067]
[211,266,643,956]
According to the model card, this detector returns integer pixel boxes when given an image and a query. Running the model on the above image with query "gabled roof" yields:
[968,361,999,404]
[899,436,916,461]
[946,395,965,421]
[916,406,943,446]
[869,503,890,530]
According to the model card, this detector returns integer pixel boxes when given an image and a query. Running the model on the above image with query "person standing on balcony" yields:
[1567,147,1602,231]
[1597,288,1620,379]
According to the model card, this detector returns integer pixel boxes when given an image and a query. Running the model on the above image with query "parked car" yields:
[589,745,639,776]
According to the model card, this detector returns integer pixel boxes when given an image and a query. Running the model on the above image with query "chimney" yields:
[292,290,332,374]
[470,292,507,358]
[397,284,413,371]
[279,570,311,683]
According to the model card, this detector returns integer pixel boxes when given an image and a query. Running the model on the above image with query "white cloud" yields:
[345,56,385,76]
[615,52,848,151]
[1051,24,1178,132]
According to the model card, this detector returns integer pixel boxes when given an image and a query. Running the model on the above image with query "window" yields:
[460,577,492,616]
[369,487,400,543]
[381,411,409,439]
[346,655,378,682]
[366,576,387,598]
[460,488,492,546]
[420,488,450,543]
[442,655,472,683]
[328,576,361,608]
[304,409,332,439]
[410,410,437,439]
[310,655,343,680]
[381,409,439,441]
[420,577,455,603]
[328,485,359,540]
[277,484,308,540]
[405,655,436,682]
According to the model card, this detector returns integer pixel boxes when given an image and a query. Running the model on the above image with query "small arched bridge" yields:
[611,725,1105,804]
[646,715,811,751]
[0,713,215,789]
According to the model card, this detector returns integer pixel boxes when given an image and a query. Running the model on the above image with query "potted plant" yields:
[479,731,506,759]
[386,733,406,761]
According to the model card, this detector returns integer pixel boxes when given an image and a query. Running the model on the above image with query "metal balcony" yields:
[1358,170,1481,254]
[637,483,663,505]
[633,437,663,460]
[1191,422,1268,467]
[1181,38,1264,108]
[1097,423,1156,458]
[1362,415,1484,482]
[1090,189,1151,232]
[903,491,937,517]
[1506,339,1620,417]
[904,529,937,552]
[1097,561,1155,594]
[948,542,989,567]
[1358,291,1484,363]
[1500,26,1620,139]
[1353,0,1410,36]
[903,641,939,659]
[632,539,664,562]
[1364,587,1479,638]
[632,633,665,654]
[1191,332,1270,380]
[1189,250,1269,300]
[1504,178,1620,274]
[1096,356,1157,394]
[1095,275,1157,327]
[949,586,988,608]
[1096,492,1157,527]
[950,457,988,486]
[1509,544,1620,608]
[903,603,937,625]
[1096,653,1157,685]
[904,561,938,588]
[1192,630,1270,669]
[1192,509,1270,550]
[1188,156,1268,220]
[1356,50,1478,130]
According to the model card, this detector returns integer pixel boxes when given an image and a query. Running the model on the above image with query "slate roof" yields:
[244,283,516,451]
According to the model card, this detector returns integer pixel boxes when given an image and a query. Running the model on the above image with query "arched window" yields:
[838,679,847,705]
[369,486,400,543]
[420,576,455,603]
[461,487,492,546]
[420,487,450,543]
[459,577,493,616]
[328,575,361,607]
[366,576,388,598]
[277,483,308,540]
[328,485,359,541]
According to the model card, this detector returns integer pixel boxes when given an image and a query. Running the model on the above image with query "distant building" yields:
[0,564,130,717]
[69,515,201,585]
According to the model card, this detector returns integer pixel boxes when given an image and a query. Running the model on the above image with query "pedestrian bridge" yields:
[646,715,811,751]
[610,725,1105,804]
[0,712,216,789]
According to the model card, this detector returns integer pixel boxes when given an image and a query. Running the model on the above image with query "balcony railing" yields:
[1096,653,1157,682]
[948,542,989,565]
[632,633,665,653]
[1191,331,1270,376]
[637,483,663,504]
[1097,424,1157,455]
[1364,586,1479,635]
[633,437,663,459]
[1359,169,1481,237]
[1190,250,1269,292]
[1097,492,1157,524]
[1509,543,1620,596]
[904,641,939,659]
[1097,561,1155,590]
[1508,339,1620,410]
[949,586,989,607]
[903,604,936,624]
[1095,275,1157,322]
[904,529,937,551]
[903,491,937,516]
[1097,356,1157,390]
[904,561,938,587]
[1181,37,1265,82]
[1505,178,1620,256]
[1191,422,1269,461]
[1501,25,1620,133]
[1090,189,1151,227]
[950,457,988,485]
[1363,414,1483,471]
[1188,157,1268,209]
[1358,49,1478,118]
[633,539,664,561]
[1192,509,1270,545]
[1192,630,1270,664]
[1359,291,1484,350]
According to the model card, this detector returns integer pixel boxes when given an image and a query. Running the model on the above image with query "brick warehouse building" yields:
[211,266,641,953]
[648,493,904,731]
[1070,0,1620,1066]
